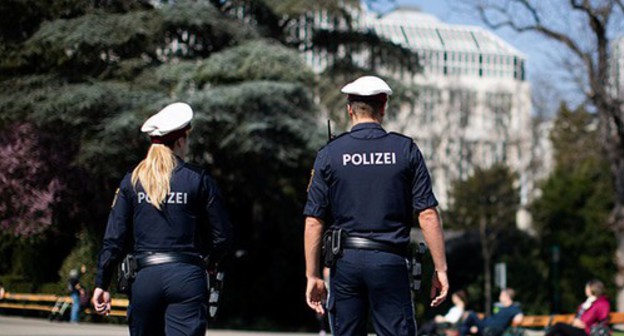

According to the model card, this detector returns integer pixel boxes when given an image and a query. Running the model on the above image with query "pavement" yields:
[0,316,321,336]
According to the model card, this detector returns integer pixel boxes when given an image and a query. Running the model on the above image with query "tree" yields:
[446,164,520,315]
[531,104,616,312]
[465,0,624,308]
[211,0,422,129]
[0,124,62,237]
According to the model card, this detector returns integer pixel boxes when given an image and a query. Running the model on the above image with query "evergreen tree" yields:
[531,104,616,313]
[446,164,520,315]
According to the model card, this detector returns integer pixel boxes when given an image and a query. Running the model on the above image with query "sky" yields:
[366,0,582,114]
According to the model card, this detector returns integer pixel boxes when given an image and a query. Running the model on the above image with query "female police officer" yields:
[92,102,232,336]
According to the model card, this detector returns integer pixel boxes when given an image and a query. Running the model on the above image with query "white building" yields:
[359,8,532,215]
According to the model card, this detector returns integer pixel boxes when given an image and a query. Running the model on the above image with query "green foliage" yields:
[531,104,616,313]
[447,164,519,231]
[197,40,314,85]
[58,231,98,294]
[445,164,519,313]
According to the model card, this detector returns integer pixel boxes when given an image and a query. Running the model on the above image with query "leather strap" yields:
[135,252,206,270]
[342,237,407,256]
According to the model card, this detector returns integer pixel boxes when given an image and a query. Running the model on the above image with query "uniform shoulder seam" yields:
[324,131,349,148]
[388,131,413,141]
[182,162,207,176]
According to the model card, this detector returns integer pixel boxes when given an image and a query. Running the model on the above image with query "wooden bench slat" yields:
[0,302,54,312]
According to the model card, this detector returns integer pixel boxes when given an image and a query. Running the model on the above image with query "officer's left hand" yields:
[305,276,327,315]
[92,287,112,315]
[430,270,449,307]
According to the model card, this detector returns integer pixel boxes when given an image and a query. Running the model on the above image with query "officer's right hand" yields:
[92,287,112,315]
[305,276,327,315]
[430,270,449,307]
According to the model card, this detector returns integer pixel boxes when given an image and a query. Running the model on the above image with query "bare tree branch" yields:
[476,0,594,78]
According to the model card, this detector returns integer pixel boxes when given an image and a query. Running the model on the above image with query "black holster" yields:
[116,254,137,294]
[409,243,427,292]
[322,228,344,268]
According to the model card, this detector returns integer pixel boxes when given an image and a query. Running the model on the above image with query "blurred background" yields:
[0,0,623,332]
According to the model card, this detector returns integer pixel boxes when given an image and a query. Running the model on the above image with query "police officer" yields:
[304,76,449,336]
[92,102,232,336]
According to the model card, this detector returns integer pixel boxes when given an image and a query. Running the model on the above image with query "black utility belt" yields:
[135,252,206,270]
[116,252,206,295]
[322,229,407,268]
[342,236,407,256]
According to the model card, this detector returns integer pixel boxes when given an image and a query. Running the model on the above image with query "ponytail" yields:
[131,144,177,210]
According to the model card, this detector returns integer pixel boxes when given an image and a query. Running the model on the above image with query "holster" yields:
[116,254,137,294]
[409,243,427,292]
[322,228,344,268]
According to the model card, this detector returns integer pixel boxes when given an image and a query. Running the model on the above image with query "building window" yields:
[486,91,513,131]
[416,86,442,124]
[450,89,477,128]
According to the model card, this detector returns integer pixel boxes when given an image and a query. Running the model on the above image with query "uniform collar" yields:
[350,122,385,132]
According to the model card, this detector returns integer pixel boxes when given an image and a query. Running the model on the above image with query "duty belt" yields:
[135,252,206,271]
[342,236,407,256]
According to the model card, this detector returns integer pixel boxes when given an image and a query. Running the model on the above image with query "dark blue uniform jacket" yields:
[95,159,232,290]
[304,122,438,247]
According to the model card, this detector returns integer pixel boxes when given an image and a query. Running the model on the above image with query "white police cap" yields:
[141,102,193,137]
[340,76,393,96]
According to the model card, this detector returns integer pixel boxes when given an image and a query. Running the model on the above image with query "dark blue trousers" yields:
[328,249,416,336]
[129,263,208,336]
[460,312,486,336]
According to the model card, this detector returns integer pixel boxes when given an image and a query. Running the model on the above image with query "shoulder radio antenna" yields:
[327,119,332,143]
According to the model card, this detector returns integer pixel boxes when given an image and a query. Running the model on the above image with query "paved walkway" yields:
[0,316,320,336]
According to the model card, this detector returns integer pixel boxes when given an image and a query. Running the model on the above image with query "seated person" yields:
[419,290,468,336]
[460,288,523,336]
[546,279,610,336]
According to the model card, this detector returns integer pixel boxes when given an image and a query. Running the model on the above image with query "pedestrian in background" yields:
[67,268,84,323]
[546,280,610,336]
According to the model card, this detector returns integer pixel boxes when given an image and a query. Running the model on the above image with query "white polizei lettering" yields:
[375,152,384,164]
[362,153,371,165]
[384,152,392,164]
[341,152,398,166]
[138,192,187,204]
[343,154,351,166]
[351,154,362,165]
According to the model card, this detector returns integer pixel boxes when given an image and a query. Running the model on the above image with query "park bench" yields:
[0,292,128,318]
[507,312,624,335]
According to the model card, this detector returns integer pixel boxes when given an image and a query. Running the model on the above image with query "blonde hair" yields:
[131,144,177,210]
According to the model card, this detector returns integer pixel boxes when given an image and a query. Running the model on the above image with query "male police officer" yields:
[304,76,449,336]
